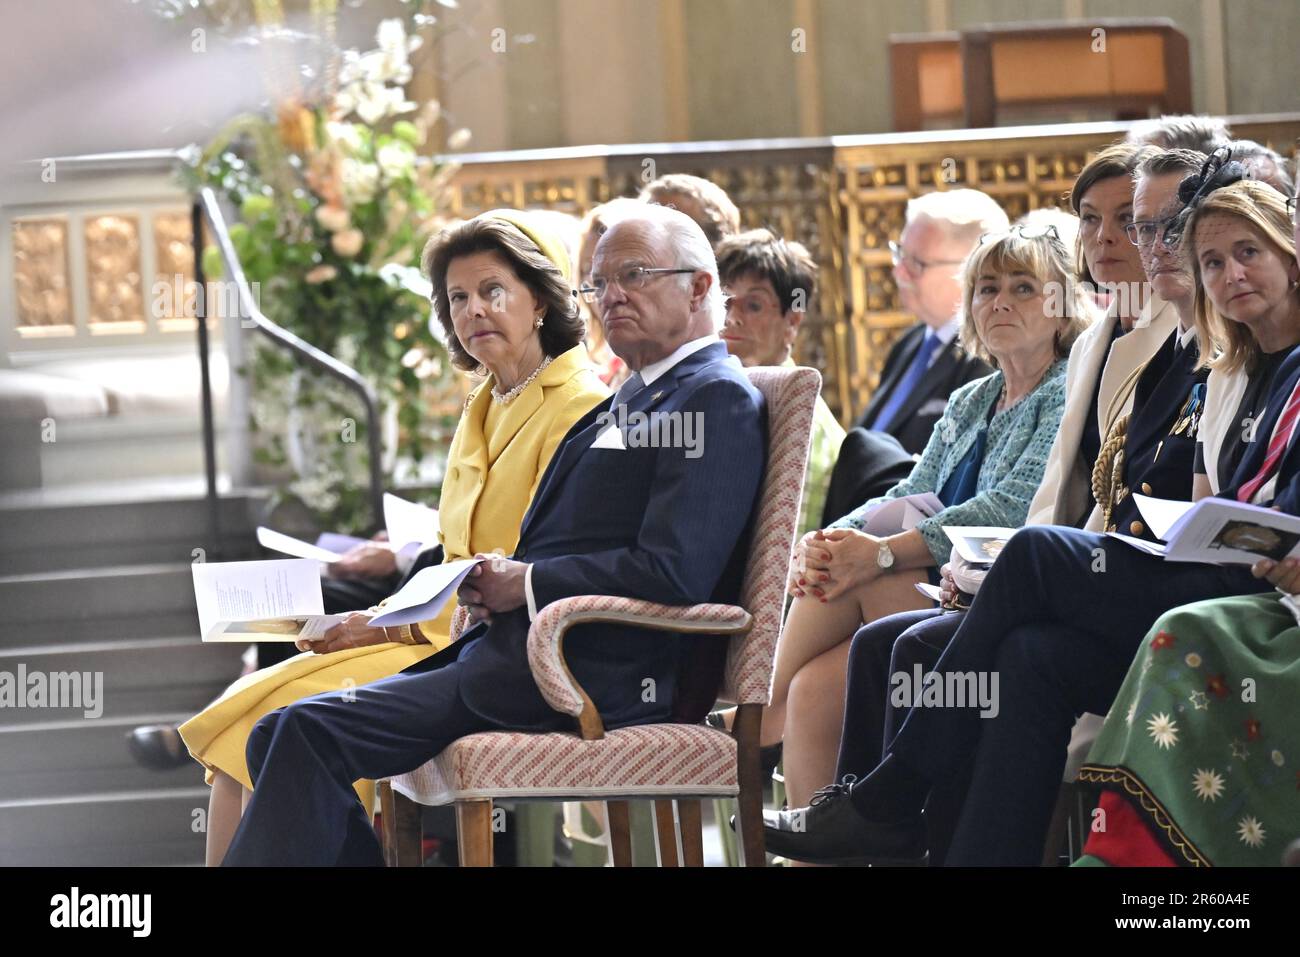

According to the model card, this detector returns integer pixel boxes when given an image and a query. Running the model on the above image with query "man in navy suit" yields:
[763,343,1300,866]
[821,190,1005,525]
[223,205,766,865]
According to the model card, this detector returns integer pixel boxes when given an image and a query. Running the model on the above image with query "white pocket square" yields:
[590,426,627,450]
[918,398,949,415]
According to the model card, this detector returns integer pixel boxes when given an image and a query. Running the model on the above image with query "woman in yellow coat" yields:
[180,210,609,864]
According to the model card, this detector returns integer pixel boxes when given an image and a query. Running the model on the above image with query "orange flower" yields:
[277,102,317,155]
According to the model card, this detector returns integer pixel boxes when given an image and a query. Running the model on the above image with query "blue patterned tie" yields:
[612,372,645,411]
[869,332,941,432]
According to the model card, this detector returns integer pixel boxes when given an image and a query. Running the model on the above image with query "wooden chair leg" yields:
[652,800,680,866]
[379,781,398,866]
[606,800,633,866]
[379,782,418,867]
[455,798,494,867]
[678,799,704,867]
[380,784,424,867]
[733,702,767,866]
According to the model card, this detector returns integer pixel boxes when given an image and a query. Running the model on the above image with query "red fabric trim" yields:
[1081,791,1179,867]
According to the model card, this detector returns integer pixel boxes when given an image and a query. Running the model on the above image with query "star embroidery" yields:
[1188,690,1210,711]
[1147,712,1179,749]
[1231,739,1250,760]
[1192,768,1225,802]
[1245,718,1262,742]
[1236,815,1266,848]
[1150,630,1176,650]
[1207,674,1229,699]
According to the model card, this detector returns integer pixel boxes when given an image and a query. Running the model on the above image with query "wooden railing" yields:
[439,113,1300,424]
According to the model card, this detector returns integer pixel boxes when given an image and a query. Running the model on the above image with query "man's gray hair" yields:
[906,188,1010,245]
[600,201,725,329]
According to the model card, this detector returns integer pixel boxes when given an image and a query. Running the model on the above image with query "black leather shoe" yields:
[762,777,927,865]
[126,725,190,771]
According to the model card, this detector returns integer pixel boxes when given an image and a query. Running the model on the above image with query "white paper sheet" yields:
[941,526,1020,565]
[257,527,345,563]
[368,557,484,627]
[315,532,371,555]
[1104,533,1168,557]
[856,492,945,536]
[1132,494,1196,541]
[914,582,944,603]
[383,493,440,550]
[192,559,344,641]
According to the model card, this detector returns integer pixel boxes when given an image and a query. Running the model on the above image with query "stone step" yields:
[1,563,198,629]
[0,787,212,866]
[0,490,264,576]
[0,635,243,724]
[0,713,207,801]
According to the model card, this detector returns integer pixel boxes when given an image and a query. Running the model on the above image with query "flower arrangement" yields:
[184,4,469,533]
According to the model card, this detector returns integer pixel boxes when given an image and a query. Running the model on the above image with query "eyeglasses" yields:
[888,240,965,274]
[579,265,697,303]
[1125,216,1181,247]
[977,223,1061,245]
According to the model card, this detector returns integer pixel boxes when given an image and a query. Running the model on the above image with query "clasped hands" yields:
[788,528,889,602]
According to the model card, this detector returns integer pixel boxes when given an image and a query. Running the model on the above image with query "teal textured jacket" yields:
[830,358,1068,565]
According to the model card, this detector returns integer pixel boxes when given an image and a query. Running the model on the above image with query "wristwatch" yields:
[876,540,895,570]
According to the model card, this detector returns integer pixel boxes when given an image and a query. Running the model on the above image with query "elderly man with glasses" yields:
[820,189,1010,527]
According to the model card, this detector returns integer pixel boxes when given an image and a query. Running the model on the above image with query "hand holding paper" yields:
[369,558,484,627]
[192,559,345,642]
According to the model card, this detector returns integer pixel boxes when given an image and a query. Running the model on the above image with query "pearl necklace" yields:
[491,355,553,405]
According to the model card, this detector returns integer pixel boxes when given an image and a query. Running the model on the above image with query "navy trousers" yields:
[838,608,968,865]
[222,643,570,866]
[882,524,1267,866]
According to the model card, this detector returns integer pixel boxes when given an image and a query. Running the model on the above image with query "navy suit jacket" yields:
[414,342,767,731]
[1220,344,1300,514]
[1110,334,1208,539]
[854,323,991,455]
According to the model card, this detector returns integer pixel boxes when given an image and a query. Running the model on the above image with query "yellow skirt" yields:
[178,603,453,810]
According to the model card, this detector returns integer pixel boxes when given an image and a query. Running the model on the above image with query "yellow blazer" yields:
[416,343,611,636]
[178,343,608,792]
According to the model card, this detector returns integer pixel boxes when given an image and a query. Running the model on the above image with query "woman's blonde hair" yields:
[959,228,1096,367]
[1185,179,1299,375]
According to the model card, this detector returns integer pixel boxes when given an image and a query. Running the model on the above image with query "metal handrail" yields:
[192,186,385,534]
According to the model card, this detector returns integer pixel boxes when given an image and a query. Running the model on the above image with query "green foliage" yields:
[182,18,460,534]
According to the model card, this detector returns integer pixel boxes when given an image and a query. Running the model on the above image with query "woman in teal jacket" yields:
[747,224,1097,809]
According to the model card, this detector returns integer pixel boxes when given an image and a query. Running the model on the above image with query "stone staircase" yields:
[0,484,264,865]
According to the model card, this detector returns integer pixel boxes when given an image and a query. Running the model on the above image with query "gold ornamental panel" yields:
[85,213,145,334]
[153,210,200,332]
[444,116,1300,425]
[12,216,74,337]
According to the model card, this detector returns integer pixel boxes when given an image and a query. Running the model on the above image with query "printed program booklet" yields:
[192,558,345,642]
